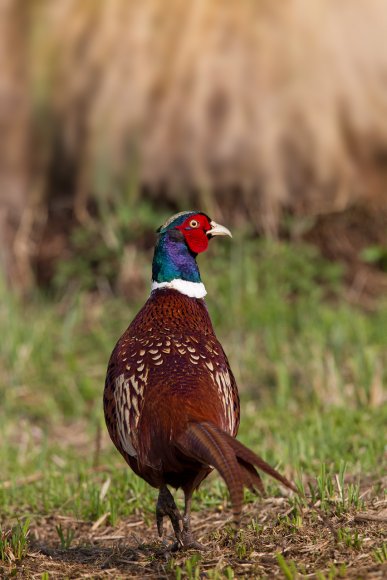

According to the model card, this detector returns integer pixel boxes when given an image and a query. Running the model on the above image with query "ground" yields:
[2,476,387,578]
[0,237,386,578]
[1,410,386,579]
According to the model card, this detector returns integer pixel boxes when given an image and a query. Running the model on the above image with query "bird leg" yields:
[181,491,206,550]
[156,485,182,546]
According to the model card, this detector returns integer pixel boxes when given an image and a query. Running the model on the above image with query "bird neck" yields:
[151,232,207,298]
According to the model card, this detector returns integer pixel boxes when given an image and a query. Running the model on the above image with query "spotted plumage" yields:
[104,211,296,548]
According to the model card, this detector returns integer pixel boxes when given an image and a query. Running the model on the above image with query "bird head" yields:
[152,211,232,295]
[157,211,232,254]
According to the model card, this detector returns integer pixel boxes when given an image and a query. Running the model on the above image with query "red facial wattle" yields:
[183,230,209,254]
[176,214,212,254]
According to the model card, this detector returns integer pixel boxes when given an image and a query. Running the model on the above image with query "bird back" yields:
[104,289,240,478]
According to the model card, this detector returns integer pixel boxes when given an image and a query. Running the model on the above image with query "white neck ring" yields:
[151,279,207,299]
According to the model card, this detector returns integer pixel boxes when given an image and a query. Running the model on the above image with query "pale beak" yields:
[207,220,232,238]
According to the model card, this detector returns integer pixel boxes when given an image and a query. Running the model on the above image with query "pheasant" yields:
[104,211,296,549]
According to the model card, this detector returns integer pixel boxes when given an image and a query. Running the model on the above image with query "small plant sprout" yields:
[337,527,363,550]
[316,464,335,510]
[175,554,201,580]
[276,553,300,580]
[336,460,346,509]
[374,543,387,563]
[55,524,75,549]
[248,518,263,535]
[0,519,30,563]
[206,567,235,580]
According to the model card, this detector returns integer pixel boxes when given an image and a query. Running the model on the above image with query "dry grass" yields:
[2,1,387,289]
[32,0,387,228]
[0,0,35,290]
[3,488,386,579]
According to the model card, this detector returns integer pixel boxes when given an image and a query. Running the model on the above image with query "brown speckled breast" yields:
[103,288,240,486]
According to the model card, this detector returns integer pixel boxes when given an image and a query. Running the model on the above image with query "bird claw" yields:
[155,487,206,551]
[180,514,207,550]
[160,534,206,552]
[156,516,165,538]
[180,531,207,551]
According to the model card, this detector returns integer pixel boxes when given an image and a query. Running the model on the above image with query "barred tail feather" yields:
[177,421,244,522]
[176,421,296,526]
[212,425,298,493]
[238,459,266,495]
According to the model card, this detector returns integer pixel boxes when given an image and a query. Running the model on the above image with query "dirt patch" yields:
[2,493,386,579]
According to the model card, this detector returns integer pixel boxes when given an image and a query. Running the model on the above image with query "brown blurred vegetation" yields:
[1,0,387,294]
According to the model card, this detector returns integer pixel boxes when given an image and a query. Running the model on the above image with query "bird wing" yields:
[104,336,149,460]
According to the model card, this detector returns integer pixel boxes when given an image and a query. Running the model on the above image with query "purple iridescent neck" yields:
[152,230,202,284]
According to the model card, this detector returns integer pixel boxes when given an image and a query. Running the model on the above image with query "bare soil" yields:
[2,490,386,579]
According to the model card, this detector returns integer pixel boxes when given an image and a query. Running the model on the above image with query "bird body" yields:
[104,211,295,547]
[105,288,239,488]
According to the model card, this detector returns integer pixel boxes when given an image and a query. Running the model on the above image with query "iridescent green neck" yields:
[152,230,201,283]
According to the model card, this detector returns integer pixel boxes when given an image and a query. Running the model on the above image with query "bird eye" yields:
[189,219,199,228]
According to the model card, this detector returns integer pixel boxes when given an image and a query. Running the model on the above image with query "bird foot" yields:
[156,488,206,551]
[180,530,207,551]
[158,537,182,554]
[161,533,206,552]
[180,514,207,550]
[156,486,182,541]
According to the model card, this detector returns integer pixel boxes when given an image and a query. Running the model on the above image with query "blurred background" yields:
[1,0,387,298]
[0,0,386,549]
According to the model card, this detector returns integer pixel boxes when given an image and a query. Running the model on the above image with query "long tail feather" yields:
[176,421,296,526]
[212,425,298,493]
[177,422,244,522]
[238,460,266,495]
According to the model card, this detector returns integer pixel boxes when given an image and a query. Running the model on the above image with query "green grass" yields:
[0,519,30,563]
[0,234,386,575]
[374,543,387,564]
